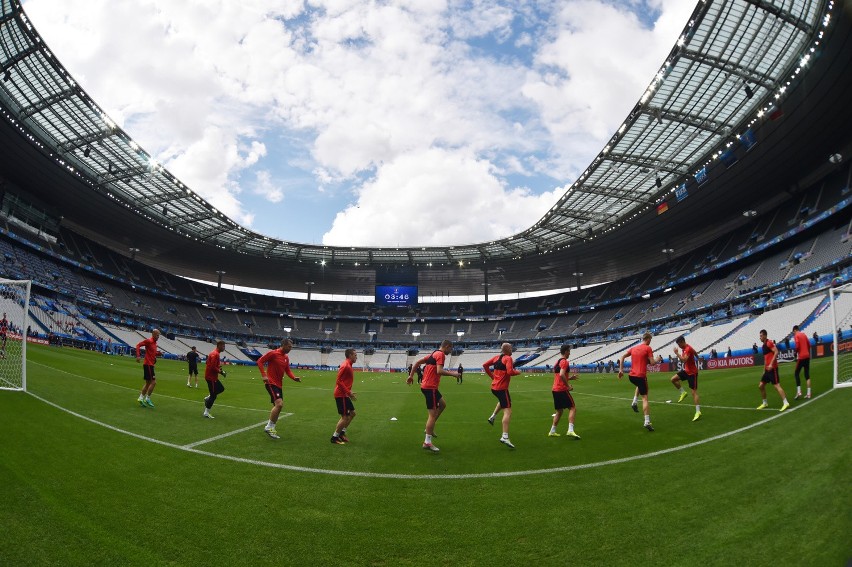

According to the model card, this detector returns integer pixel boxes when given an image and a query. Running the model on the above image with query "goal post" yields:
[829,281,852,389]
[0,278,31,391]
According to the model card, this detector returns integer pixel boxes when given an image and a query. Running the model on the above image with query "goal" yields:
[0,278,31,391]
[829,281,852,388]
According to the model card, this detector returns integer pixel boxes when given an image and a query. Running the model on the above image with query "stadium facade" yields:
[0,0,849,300]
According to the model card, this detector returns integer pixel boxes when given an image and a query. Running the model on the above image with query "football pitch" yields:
[1,344,849,566]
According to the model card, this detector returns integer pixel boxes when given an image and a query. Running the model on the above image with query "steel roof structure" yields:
[0,0,849,298]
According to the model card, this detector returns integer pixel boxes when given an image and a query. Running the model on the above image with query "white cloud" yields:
[519,0,693,180]
[252,170,284,203]
[20,0,694,247]
[322,147,561,246]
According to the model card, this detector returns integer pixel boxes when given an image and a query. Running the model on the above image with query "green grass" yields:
[1,344,850,566]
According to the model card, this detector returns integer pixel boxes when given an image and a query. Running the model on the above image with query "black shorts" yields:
[761,369,780,384]
[335,396,355,415]
[206,379,225,396]
[552,390,575,410]
[491,388,512,409]
[629,375,648,396]
[143,364,156,382]
[676,370,698,390]
[795,358,810,379]
[265,383,283,404]
[188,364,199,376]
[421,388,443,410]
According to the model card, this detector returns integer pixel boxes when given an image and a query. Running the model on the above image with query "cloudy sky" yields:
[22,0,695,248]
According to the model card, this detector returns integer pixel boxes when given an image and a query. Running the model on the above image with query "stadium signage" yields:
[776,349,797,363]
[375,285,418,307]
[705,355,754,369]
[828,339,852,355]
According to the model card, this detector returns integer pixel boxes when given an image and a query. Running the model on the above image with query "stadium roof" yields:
[0,0,850,297]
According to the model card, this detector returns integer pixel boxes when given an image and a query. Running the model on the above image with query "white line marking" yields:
[573,391,758,411]
[22,388,836,480]
[29,360,271,413]
[183,421,271,448]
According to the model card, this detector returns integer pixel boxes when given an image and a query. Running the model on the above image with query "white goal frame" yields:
[829,282,852,389]
[0,278,31,392]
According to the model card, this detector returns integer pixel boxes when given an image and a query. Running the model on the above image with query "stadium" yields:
[1,0,850,565]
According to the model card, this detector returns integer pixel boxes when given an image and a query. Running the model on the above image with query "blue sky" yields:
[22,0,695,248]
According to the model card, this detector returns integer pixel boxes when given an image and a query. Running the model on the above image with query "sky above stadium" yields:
[22,0,695,248]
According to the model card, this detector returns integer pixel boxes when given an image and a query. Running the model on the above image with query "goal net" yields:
[829,281,852,388]
[0,278,31,391]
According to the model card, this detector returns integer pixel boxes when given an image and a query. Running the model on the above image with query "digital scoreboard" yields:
[375,285,418,306]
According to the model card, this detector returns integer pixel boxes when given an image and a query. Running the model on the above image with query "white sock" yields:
[145,395,150,401]
[678,387,685,393]
[761,399,767,405]
[138,395,144,400]
[550,426,557,433]
[797,387,801,394]
[568,423,574,432]
[644,415,650,425]
[501,432,509,439]
[489,413,496,420]
[266,420,275,429]
[783,398,788,404]
[341,428,347,434]
[632,395,638,404]
[425,434,432,444]
[807,388,811,395]
[332,432,339,438]
[695,405,700,412]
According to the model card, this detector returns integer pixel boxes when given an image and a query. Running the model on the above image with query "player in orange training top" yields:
[407,340,461,453]
[135,329,160,408]
[548,344,581,439]
[757,330,790,411]
[202,340,227,419]
[791,325,812,399]
[483,343,522,448]
[257,338,302,439]
[671,335,702,422]
[618,332,662,431]
[331,349,358,445]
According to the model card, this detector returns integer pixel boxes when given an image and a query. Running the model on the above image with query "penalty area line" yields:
[183,420,275,448]
[24,388,837,480]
